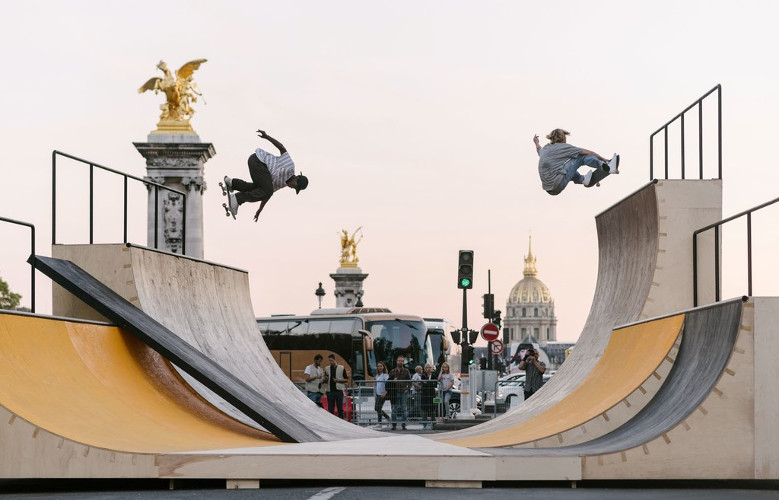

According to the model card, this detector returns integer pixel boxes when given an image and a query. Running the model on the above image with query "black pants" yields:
[233,154,274,204]
[524,388,538,401]
[327,390,345,419]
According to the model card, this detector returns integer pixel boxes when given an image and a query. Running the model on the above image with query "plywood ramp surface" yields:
[0,313,278,453]
[475,299,747,479]
[443,314,684,448]
[50,244,379,442]
[442,181,721,440]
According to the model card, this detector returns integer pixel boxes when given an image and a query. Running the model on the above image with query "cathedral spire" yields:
[524,234,537,278]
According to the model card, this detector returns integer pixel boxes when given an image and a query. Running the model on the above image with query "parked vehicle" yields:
[495,372,554,407]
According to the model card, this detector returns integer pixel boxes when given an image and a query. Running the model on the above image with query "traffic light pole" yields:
[487,270,493,371]
[461,287,469,376]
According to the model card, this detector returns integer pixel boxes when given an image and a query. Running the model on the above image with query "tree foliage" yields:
[0,276,22,310]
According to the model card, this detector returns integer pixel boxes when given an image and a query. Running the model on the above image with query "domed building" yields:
[504,236,557,344]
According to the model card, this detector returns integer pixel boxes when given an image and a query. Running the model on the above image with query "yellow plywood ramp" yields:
[0,313,279,453]
[442,314,684,448]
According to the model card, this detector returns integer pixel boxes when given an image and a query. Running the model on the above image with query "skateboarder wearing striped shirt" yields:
[534,128,619,195]
[220,130,308,221]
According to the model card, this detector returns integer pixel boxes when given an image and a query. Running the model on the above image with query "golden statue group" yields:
[138,59,207,133]
[339,227,363,268]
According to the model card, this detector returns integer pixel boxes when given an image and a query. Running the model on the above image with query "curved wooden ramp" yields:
[442,314,684,448]
[441,180,722,441]
[32,255,321,443]
[0,312,278,476]
[471,298,776,480]
[49,244,379,442]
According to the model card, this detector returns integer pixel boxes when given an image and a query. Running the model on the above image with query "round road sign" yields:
[489,339,504,355]
[480,322,500,342]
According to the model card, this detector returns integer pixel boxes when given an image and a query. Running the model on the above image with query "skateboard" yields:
[586,153,619,188]
[219,177,236,219]
[222,202,234,218]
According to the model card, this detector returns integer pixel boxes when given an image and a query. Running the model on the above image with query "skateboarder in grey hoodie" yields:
[534,128,619,195]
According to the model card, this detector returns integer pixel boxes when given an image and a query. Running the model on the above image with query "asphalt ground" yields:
[1,480,778,500]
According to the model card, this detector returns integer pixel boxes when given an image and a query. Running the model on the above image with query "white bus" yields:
[257,307,435,384]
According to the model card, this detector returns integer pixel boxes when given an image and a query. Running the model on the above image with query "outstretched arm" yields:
[580,149,608,162]
[254,199,269,222]
[257,129,287,154]
[533,135,542,156]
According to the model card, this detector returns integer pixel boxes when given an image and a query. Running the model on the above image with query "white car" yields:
[496,372,553,406]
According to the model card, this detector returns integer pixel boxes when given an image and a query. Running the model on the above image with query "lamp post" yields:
[315,282,326,309]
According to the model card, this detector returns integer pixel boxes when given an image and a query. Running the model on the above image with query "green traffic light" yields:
[459,277,471,288]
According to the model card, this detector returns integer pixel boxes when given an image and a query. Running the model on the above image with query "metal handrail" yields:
[650,84,722,180]
[693,195,779,306]
[51,150,187,253]
[0,216,35,313]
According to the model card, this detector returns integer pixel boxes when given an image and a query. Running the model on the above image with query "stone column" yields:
[330,267,369,308]
[133,134,215,259]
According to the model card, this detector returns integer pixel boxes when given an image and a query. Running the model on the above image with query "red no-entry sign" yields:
[480,322,500,342]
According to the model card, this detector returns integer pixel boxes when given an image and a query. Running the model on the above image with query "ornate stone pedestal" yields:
[133,133,215,258]
[330,267,368,308]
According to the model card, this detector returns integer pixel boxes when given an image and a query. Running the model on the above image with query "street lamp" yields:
[315,282,326,309]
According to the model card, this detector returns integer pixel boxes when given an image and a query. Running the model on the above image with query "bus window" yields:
[367,318,430,370]
[307,319,330,334]
[288,320,308,334]
[330,318,360,335]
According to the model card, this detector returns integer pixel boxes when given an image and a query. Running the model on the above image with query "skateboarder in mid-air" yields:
[534,128,619,196]
[220,130,308,221]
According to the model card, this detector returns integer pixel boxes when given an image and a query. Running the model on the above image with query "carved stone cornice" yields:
[182,176,207,194]
[133,141,216,166]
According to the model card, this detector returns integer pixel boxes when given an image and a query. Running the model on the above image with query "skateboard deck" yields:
[219,177,236,219]
[587,154,619,188]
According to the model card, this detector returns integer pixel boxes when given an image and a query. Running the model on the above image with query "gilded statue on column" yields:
[339,227,363,268]
[138,59,207,134]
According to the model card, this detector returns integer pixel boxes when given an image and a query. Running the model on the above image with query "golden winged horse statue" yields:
[138,59,207,133]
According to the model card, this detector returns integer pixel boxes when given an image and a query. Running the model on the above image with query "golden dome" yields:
[507,236,552,304]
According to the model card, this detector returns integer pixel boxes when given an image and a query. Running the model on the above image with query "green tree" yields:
[0,276,22,310]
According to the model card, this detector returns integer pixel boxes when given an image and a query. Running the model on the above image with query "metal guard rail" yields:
[650,84,722,181]
[51,150,187,253]
[693,194,779,306]
[0,216,35,313]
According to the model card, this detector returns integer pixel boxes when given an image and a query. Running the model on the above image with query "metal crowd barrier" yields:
[348,379,451,427]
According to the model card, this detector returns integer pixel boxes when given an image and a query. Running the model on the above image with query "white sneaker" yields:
[223,175,233,190]
[228,193,239,218]
[582,170,594,187]
[607,154,620,174]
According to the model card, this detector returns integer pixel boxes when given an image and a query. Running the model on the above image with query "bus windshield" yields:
[367,318,432,370]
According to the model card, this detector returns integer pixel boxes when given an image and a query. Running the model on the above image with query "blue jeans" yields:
[391,392,408,425]
[307,391,323,406]
[547,154,604,195]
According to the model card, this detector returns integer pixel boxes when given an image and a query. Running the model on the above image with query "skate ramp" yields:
[442,313,685,448]
[48,245,379,442]
[440,180,722,440]
[473,298,758,479]
[0,312,277,453]
[32,254,321,443]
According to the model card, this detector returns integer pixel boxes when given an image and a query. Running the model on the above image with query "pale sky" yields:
[1,1,778,343]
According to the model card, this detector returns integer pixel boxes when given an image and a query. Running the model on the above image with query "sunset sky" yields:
[2,1,778,343]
